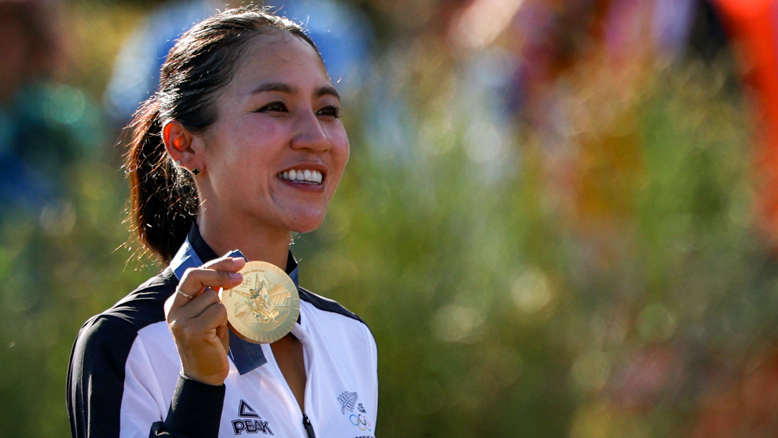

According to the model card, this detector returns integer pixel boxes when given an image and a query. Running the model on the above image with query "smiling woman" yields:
[67,7,376,438]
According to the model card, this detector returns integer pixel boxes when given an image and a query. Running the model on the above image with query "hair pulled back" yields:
[125,6,318,263]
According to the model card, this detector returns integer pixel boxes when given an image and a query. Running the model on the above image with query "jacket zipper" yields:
[302,413,316,438]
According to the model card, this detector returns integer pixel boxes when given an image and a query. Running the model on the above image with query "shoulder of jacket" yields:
[79,268,176,341]
[298,286,368,327]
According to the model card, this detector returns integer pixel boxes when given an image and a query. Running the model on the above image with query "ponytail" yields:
[125,97,198,264]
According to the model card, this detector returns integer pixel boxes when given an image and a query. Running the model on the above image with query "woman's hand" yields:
[165,256,246,386]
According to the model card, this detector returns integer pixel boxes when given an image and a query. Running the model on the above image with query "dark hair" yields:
[125,6,318,263]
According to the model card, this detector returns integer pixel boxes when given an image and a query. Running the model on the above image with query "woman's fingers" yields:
[179,258,245,295]
[170,257,245,308]
[173,287,220,320]
[167,256,244,327]
[178,268,241,297]
[173,301,228,348]
[195,300,229,330]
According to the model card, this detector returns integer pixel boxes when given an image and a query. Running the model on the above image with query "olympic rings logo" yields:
[349,413,372,431]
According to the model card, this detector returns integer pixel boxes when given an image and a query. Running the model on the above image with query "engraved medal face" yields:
[222,261,299,344]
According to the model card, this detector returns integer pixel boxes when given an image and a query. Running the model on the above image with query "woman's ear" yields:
[163,120,203,170]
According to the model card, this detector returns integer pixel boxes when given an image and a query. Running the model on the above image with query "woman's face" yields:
[197,32,349,234]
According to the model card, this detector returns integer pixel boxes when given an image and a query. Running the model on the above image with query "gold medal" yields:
[221,261,299,344]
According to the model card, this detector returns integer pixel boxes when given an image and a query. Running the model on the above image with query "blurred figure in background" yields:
[0,0,104,219]
[103,0,374,128]
[507,0,714,263]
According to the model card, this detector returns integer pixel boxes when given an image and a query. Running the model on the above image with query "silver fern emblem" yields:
[337,391,358,414]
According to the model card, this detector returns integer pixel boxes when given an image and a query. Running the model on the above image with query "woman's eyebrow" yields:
[248,82,340,100]
[249,82,295,95]
[316,85,340,100]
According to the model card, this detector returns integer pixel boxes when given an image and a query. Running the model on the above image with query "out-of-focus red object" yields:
[689,348,778,437]
[715,0,778,248]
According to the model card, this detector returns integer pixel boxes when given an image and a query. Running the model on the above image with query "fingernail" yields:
[229,272,242,280]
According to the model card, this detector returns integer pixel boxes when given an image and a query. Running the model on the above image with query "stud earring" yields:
[192,167,201,176]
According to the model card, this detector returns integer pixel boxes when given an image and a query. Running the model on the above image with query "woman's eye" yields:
[256,102,288,113]
[317,105,341,118]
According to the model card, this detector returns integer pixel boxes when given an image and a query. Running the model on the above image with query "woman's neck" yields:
[196,214,291,271]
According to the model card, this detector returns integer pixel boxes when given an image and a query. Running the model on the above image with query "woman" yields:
[67,7,377,438]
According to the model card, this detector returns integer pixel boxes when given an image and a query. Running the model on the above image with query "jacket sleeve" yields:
[67,315,224,438]
[150,376,226,438]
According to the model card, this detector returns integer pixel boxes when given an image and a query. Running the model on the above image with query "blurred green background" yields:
[2,0,778,437]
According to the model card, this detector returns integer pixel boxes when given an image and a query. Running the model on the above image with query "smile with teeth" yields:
[278,169,323,184]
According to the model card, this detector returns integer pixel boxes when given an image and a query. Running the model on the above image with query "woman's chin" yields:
[287,214,326,234]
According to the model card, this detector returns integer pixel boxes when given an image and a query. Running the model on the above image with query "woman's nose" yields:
[290,111,330,152]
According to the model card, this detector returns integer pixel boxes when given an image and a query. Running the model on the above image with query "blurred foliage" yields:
[1,1,777,438]
[0,162,156,435]
[295,53,775,437]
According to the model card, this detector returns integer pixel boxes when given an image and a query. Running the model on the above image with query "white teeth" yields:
[278,169,323,184]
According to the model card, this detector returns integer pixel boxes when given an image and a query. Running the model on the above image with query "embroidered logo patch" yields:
[337,391,358,414]
[338,391,373,435]
[232,400,274,435]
